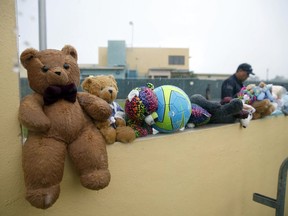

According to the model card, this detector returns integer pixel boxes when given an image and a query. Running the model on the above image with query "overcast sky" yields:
[17,0,288,80]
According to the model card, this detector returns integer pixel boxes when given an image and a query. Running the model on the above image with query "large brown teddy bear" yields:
[19,45,112,209]
[82,75,136,144]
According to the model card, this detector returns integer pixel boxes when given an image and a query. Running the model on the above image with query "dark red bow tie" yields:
[43,83,77,105]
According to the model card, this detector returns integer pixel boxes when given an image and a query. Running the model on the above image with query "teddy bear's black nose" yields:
[109,89,113,94]
[55,72,61,76]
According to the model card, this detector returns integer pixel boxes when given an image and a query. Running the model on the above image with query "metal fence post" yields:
[253,157,288,216]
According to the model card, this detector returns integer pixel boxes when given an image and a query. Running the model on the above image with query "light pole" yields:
[38,0,47,50]
[129,21,134,48]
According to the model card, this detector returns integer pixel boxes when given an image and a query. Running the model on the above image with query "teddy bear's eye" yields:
[41,65,49,73]
[63,63,69,69]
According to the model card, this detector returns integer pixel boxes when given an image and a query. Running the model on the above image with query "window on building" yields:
[168,56,185,65]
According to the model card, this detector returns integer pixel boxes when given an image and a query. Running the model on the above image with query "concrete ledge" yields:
[2,115,288,216]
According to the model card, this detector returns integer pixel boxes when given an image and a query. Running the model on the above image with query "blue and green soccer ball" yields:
[152,85,191,133]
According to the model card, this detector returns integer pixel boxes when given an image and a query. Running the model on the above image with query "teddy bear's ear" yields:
[108,75,117,84]
[20,48,38,69]
[108,75,116,81]
[81,77,93,92]
[62,45,78,61]
[259,82,266,88]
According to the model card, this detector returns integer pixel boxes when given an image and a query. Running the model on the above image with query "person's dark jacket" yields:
[221,74,243,99]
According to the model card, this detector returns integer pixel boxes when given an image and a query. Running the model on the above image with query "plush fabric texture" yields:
[188,103,211,127]
[221,96,252,119]
[271,85,288,115]
[125,84,158,137]
[237,86,257,105]
[238,82,276,119]
[281,94,288,115]
[251,99,275,119]
[81,75,136,144]
[19,45,112,209]
[190,94,243,123]
[250,87,275,119]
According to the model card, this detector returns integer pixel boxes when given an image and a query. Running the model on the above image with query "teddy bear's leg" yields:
[190,94,237,123]
[190,94,221,114]
[218,99,243,115]
[211,98,243,123]
[68,125,110,190]
[22,135,66,209]
[116,126,136,143]
[100,127,116,144]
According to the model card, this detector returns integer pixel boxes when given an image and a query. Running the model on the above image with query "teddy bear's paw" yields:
[100,127,116,144]
[80,169,111,190]
[105,137,116,145]
[116,126,136,143]
[22,118,51,132]
[25,184,60,209]
[222,99,243,115]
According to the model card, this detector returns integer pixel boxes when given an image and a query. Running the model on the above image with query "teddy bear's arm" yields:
[115,118,126,127]
[18,93,51,132]
[77,92,112,121]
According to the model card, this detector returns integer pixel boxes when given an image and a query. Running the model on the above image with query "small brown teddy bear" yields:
[19,45,112,209]
[82,75,136,144]
[251,99,275,119]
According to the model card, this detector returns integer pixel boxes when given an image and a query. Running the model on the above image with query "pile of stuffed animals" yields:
[18,45,288,209]
[80,77,288,133]
[237,81,288,119]
[81,76,288,136]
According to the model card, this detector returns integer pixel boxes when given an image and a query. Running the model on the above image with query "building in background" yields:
[18,40,231,80]
[80,40,192,79]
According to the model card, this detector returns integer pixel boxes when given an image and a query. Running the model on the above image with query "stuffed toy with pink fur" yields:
[125,83,158,137]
